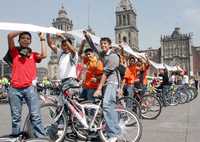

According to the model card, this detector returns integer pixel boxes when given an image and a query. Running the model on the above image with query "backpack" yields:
[3,49,13,66]
[115,56,126,79]
[3,47,32,66]
[103,51,126,84]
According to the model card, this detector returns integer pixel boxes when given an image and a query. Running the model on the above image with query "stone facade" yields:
[142,28,200,77]
[161,27,193,75]
[115,0,139,50]
[192,46,200,78]
[37,67,48,81]
[0,60,11,78]
[141,48,161,75]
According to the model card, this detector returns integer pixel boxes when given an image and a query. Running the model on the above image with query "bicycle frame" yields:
[57,96,102,131]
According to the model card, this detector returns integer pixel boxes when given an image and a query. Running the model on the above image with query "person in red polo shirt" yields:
[7,31,47,138]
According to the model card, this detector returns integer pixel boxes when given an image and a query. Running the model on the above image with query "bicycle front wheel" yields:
[140,95,162,119]
[117,96,141,118]
[71,100,102,140]
[23,103,68,142]
[99,108,142,142]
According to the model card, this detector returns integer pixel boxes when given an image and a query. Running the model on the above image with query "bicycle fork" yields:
[67,101,89,129]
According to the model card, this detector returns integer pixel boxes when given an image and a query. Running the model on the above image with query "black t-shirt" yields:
[159,73,169,86]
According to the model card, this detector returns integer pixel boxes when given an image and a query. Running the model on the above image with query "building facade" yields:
[161,27,193,75]
[192,46,200,79]
[115,0,139,50]
[0,60,11,78]
[141,27,200,77]
[37,67,48,81]
[141,48,161,75]
[48,5,74,80]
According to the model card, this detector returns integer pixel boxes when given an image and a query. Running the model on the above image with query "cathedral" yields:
[142,27,200,77]
[161,27,193,74]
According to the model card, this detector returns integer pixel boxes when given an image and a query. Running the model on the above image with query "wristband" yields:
[40,38,45,41]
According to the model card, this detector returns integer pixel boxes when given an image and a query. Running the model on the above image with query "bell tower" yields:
[115,0,139,50]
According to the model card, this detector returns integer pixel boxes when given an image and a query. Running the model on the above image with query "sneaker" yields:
[107,136,117,142]
[46,124,58,140]
[124,117,132,125]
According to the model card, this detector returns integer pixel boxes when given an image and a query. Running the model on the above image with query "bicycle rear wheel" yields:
[177,90,188,104]
[99,108,142,142]
[189,87,198,101]
[140,95,162,119]
[23,103,68,142]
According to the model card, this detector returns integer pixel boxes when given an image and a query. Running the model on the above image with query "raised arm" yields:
[7,31,21,49]
[66,40,77,55]
[83,30,99,54]
[36,33,47,59]
[78,39,86,57]
[47,33,57,53]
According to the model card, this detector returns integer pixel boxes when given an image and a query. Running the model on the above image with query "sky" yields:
[0,0,200,67]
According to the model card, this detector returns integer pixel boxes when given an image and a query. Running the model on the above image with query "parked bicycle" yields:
[118,86,162,120]
[24,78,142,142]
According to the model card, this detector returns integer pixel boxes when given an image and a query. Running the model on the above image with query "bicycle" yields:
[135,87,162,120]
[119,85,162,120]
[36,82,59,104]
[0,84,9,104]
[158,84,189,106]
[24,78,142,142]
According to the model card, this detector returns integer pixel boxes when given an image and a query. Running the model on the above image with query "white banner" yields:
[164,64,177,71]
[0,22,65,34]
[66,29,100,44]
[149,60,165,69]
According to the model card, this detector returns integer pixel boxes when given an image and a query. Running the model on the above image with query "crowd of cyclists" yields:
[0,30,198,142]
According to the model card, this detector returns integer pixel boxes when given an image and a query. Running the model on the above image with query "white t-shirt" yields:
[57,49,78,80]
[170,75,176,83]
[182,75,189,84]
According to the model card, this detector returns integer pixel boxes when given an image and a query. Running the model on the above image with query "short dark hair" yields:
[129,56,135,60]
[100,37,112,45]
[62,38,72,45]
[19,32,32,40]
[84,48,94,54]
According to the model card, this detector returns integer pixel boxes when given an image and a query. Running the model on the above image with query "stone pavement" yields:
[0,91,199,142]
[141,92,200,142]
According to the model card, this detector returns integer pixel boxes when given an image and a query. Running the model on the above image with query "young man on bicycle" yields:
[120,56,140,109]
[47,34,78,80]
[79,39,104,101]
[47,34,78,105]
[93,37,121,142]
[122,56,139,96]
[7,31,47,138]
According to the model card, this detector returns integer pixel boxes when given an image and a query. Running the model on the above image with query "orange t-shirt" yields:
[124,65,137,85]
[142,64,150,85]
[83,57,103,89]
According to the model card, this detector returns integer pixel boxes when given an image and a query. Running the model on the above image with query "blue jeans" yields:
[124,85,135,108]
[103,83,121,138]
[81,88,96,101]
[162,85,170,106]
[8,86,46,137]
